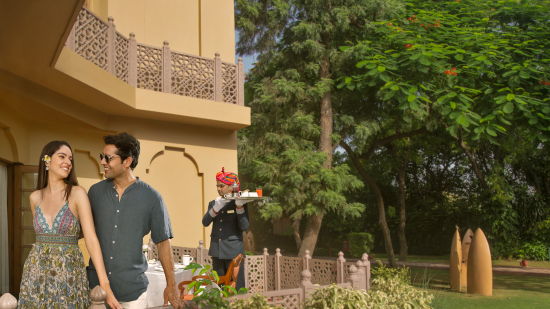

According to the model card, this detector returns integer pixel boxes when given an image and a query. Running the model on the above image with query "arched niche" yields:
[0,126,19,162]
[73,149,103,266]
[74,149,103,191]
[141,147,205,248]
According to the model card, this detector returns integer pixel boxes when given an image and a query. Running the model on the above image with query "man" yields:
[87,132,182,308]
[202,168,250,289]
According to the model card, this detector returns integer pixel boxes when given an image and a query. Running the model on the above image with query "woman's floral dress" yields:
[18,202,91,308]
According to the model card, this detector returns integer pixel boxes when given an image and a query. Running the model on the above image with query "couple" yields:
[18,133,183,308]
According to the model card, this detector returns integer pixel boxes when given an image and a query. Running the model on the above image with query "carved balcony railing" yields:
[65,8,244,105]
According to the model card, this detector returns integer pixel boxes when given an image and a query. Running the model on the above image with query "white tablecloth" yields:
[145,263,193,308]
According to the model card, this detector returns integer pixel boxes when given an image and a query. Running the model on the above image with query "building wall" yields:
[0,100,237,257]
[86,0,235,63]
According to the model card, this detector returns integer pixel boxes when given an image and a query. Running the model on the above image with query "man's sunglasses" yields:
[99,153,120,163]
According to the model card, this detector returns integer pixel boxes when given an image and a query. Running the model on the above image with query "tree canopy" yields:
[237,0,549,260]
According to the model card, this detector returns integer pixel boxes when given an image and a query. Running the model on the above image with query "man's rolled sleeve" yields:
[150,194,173,244]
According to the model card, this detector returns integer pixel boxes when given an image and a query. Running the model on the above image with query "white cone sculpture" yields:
[449,226,462,291]
[467,228,493,296]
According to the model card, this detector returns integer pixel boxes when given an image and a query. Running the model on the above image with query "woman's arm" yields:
[72,186,122,309]
[29,190,41,218]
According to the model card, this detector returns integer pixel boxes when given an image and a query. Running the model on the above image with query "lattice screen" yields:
[171,247,197,264]
[73,9,108,70]
[310,258,337,285]
[115,32,129,82]
[245,255,266,293]
[265,255,276,291]
[279,256,302,289]
[267,294,302,309]
[171,52,215,100]
[137,44,163,91]
[221,62,238,104]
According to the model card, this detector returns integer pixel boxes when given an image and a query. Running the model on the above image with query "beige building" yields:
[0,0,249,295]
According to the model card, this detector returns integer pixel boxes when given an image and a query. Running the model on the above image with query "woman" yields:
[18,141,121,308]
[202,168,250,289]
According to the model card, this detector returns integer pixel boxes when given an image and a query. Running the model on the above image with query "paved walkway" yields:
[390,261,550,277]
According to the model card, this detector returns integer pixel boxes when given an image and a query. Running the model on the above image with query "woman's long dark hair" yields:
[36,141,78,201]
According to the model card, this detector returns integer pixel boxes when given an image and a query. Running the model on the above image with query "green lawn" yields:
[370,253,550,268]
[407,268,550,309]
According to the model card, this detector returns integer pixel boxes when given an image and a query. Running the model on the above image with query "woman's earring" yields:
[45,165,49,171]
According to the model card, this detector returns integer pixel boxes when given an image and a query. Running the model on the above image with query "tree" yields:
[236,0,403,256]
[340,0,549,257]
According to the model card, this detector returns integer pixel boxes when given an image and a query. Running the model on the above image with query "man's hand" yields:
[105,289,122,309]
[213,196,230,213]
[163,284,183,308]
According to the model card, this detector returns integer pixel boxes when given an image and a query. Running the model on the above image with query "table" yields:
[145,263,193,308]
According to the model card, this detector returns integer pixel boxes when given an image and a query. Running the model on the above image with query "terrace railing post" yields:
[300,269,314,302]
[275,248,282,291]
[89,285,106,308]
[214,53,222,102]
[355,260,366,290]
[348,265,362,290]
[303,250,311,272]
[336,251,345,284]
[197,240,205,264]
[362,253,371,290]
[263,248,269,292]
[0,293,17,309]
[128,33,137,87]
[162,41,172,93]
[107,17,116,74]
[237,58,244,105]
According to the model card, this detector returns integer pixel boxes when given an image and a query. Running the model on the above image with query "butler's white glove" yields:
[213,196,230,213]
[235,199,251,207]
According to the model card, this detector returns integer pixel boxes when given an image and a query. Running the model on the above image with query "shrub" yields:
[304,265,433,309]
[230,294,282,309]
[516,242,549,261]
[304,284,371,309]
[531,218,550,246]
[371,261,410,284]
[347,232,374,258]
[368,276,433,309]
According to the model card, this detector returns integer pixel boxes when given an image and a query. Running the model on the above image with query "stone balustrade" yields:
[1,242,371,308]
[66,8,244,105]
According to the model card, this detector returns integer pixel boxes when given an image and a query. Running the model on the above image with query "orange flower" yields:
[444,67,458,76]
[404,44,413,48]
[539,80,550,86]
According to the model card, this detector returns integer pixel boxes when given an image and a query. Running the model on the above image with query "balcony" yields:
[66,8,244,106]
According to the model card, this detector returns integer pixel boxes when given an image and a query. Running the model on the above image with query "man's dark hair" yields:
[103,132,140,169]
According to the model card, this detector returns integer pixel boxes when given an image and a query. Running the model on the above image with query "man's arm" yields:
[157,238,182,308]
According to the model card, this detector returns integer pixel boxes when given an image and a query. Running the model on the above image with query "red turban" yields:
[216,167,240,189]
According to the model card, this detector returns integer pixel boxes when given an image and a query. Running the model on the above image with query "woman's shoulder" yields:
[29,190,41,206]
[69,185,88,201]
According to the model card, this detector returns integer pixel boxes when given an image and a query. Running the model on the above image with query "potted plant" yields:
[182,263,247,309]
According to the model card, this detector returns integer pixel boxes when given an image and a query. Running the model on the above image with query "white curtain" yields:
[0,163,8,293]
